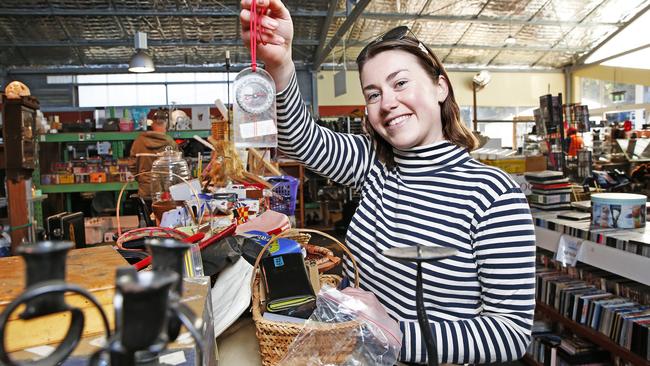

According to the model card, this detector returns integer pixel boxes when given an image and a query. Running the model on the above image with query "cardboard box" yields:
[525,155,547,172]
[0,246,128,352]
[84,215,139,245]
[484,158,526,174]
[89,172,107,183]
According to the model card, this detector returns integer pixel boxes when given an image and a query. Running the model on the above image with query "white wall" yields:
[317,69,565,108]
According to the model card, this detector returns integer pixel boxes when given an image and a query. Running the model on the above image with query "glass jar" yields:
[151,146,190,202]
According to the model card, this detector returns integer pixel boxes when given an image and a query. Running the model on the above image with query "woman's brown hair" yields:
[356,36,477,168]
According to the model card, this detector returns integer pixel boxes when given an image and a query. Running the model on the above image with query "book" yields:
[260,253,315,313]
[599,301,636,338]
[262,312,306,324]
[567,287,598,320]
[528,193,571,205]
[620,312,650,349]
[631,319,650,358]
[531,182,572,190]
[525,170,565,182]
[530,202,572,211]
[577,291,610,324]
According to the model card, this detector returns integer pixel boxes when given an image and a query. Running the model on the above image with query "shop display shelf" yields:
[39,130,210,143]
[40,182,138,193]
[535,301,649,366]
[535,226,650,286]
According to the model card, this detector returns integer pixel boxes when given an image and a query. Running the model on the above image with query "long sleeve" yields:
[275,71,373,190]
[399,187,536,364]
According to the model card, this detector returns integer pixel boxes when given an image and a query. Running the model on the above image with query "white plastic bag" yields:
[280,285,402,366]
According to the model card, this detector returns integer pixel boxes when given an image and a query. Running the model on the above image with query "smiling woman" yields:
[356,30,477,169]
[240,0,536,364]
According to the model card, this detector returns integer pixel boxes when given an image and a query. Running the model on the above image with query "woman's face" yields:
[360,49,448,150]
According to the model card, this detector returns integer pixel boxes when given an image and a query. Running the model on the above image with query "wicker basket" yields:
[250,229,360,366]
[282,229,341,273]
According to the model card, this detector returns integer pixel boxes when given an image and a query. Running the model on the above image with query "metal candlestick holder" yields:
[383,244,457,366]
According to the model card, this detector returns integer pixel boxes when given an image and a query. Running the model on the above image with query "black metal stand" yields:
[383,244,457,366]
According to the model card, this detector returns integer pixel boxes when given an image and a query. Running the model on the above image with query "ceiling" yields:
[0,0,648,73]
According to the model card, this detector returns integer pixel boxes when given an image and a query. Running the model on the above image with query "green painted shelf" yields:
[39,130,210,143]
[40,182,138,193]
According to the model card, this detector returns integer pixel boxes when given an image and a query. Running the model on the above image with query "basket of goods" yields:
[250,228,359,366]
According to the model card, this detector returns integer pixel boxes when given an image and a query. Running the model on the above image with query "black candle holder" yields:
[91,266,205,366]
[146,238,190,296]
[18,241,72,318]
[383,244,457,366]
[146,238,191,341]
[101,267,177,366]
[0,241,111,366]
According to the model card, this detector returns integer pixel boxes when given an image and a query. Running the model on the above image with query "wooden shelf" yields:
[522,354,543,366]
[535,301,649,366]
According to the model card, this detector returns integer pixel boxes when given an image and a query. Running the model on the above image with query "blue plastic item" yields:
[244,230,302,256]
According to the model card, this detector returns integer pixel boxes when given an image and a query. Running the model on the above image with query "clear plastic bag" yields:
[280,285,402,366]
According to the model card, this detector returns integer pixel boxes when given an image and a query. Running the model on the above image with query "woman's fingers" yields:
[240,9,279,30]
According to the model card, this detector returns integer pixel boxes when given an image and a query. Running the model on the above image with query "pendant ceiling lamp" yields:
[129,32,155,73]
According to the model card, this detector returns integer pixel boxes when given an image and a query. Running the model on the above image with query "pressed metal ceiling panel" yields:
[64,17,126,40]
[414,22,469,46]
[535,50,581,68]
[490,50,548,66]
[423,0,487,17]
[444,48,500,66]
[560,25,616,49]
[0,0,647,70]
[366,0,430,13]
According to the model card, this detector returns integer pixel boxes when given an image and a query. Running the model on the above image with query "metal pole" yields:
[472,84,478,131]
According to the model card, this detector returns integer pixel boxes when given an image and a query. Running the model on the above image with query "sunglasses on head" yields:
[356,26,430,63]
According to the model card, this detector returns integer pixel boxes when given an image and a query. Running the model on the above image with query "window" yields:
[70,72,234,108]
[580,77,639,108]
[462,106,536,149]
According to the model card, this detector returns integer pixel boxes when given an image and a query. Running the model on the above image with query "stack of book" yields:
[558,336,610,365]
[526,170,572,210]
[528,325,610,366]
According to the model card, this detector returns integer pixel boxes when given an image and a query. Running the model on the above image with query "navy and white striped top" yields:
[276,72,536,364]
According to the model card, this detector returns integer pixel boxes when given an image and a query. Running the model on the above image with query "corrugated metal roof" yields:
[0,0,647,71]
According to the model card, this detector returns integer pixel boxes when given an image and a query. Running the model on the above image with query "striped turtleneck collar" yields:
[393,140,470,173]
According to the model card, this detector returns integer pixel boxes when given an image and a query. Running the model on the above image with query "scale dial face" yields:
[235,73,275,115]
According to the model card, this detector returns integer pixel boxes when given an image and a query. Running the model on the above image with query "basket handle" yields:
[116,171,205,236]
[249,228,360,293]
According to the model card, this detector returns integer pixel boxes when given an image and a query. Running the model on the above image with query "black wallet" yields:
[261,253,315,313]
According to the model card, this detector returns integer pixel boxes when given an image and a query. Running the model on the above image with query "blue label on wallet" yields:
[273,256,284,267]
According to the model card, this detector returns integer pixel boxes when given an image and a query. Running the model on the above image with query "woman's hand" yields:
[240,0,294,90]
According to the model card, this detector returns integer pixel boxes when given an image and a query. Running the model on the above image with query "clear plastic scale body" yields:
[232,67,277,149]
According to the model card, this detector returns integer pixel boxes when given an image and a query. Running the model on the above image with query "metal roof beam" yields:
[312,0,372,71]
[0,39,318,47]
[0,9,620,27]
[107,0,129,39]
[46,0,86,65]
[313,0,339,62]
[2,39,585,53]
